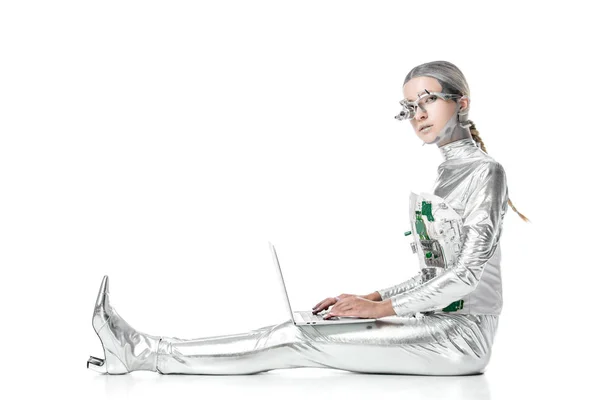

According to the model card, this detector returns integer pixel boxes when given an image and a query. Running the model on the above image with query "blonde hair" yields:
[404,60,530,223]
[468,121,530,223]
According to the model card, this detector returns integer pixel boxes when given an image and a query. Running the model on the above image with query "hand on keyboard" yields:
[312,293,360,314]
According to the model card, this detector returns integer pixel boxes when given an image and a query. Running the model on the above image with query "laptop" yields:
[268,241,378,325]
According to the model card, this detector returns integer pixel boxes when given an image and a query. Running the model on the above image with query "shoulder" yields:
[482,159,504,174]
[475,153,505,176]
[475,159,507,189]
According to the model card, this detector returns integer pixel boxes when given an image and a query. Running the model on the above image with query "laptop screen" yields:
[268,241,296,321]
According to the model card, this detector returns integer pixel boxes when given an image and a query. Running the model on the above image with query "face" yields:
[402,76,469,145]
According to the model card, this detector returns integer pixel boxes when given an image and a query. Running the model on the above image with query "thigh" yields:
[290,313,499,375]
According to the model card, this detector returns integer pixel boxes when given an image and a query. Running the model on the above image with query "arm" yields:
[384,162,508,317]
[375,273,423,301]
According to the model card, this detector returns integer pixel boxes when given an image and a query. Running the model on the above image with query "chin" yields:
[418,132,439,144]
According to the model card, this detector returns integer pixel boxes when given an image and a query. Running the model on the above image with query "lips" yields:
[419,124,432,132]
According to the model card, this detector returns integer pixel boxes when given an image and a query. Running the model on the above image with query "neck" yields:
[435,123,472,147]
[438,136,480,162]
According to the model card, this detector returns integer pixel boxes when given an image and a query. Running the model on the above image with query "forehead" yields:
[403,76,442,101]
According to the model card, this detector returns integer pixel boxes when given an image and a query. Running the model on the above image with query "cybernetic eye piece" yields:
[394,89,463,122]
[396,99,418,121]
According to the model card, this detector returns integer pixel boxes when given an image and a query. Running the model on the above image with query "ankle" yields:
[134,333,162,372]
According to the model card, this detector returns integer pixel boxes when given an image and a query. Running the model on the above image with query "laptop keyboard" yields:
[299,311,326,321]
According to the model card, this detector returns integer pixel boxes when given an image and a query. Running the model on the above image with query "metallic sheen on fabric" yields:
[377,137,507,316]
[88,137,506,376]
[156,314,498,375]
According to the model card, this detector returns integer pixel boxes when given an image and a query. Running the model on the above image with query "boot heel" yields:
[104,350,129,374]
[87,356,106,373]
[87,350,129,374]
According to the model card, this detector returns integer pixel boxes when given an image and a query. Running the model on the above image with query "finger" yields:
[314,297,336,310]
[313,299,330,310]
[313,299,335,313]
[313,305,330,314]
[318,300,335,312]
[313,300,325,310]
[325,310,344,319]
[331,307,356,318]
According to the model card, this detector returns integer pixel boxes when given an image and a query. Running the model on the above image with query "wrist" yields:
[365,291,382,302]
[377,299,396,318]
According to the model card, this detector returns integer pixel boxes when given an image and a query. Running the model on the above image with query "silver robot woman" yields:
[87,61,522,376]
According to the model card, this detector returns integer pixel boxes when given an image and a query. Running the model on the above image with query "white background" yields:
[1,1,597,399]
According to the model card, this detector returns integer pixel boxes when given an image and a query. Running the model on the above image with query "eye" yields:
[425,95,438,103]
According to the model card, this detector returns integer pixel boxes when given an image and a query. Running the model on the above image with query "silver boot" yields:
[87,275,162,374]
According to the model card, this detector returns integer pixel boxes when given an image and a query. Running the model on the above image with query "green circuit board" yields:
[421,200,434,221]
[442,299,464,312]
[415,200,434,240]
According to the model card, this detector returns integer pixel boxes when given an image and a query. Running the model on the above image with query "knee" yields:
[448,351,492,376]
[262,319,304,347]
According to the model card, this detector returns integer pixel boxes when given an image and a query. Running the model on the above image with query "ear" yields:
[459,95,470,112]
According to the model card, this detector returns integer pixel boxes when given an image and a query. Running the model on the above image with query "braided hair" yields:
[467,120,530,222]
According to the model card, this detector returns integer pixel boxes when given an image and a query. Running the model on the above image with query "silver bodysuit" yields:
[89,137,508,376]
[378,137,507,317]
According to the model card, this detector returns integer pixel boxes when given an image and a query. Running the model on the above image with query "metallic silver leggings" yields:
[155,313,499,376]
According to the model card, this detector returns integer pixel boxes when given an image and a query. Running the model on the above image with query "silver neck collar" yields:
[438,137,480,162]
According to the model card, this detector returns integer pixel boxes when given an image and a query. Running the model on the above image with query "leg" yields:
[156,319,322,374]
[88,276,498,375]
[156,313,499,376]
[296,313,499,375]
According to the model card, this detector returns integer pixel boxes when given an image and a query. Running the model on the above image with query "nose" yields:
[415,107,428,121]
